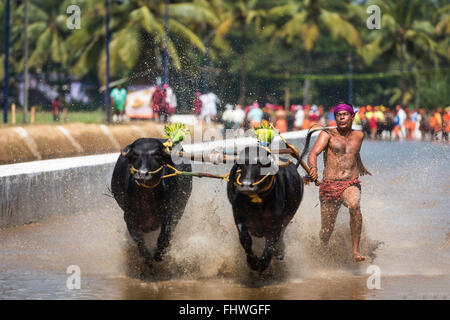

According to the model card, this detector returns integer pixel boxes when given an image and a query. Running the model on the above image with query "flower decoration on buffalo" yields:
[163,123,191,150]
[252,120,276,147]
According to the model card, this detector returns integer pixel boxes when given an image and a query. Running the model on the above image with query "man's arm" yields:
[307,131,330,181]
[355,132,372,176]
[356,152,371,176]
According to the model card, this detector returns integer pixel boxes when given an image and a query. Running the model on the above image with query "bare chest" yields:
[327,134,361,156]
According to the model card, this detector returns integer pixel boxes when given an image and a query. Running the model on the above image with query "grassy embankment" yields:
[0,110,104,125]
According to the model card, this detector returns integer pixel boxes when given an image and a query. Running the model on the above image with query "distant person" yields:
[309,105,320,128]
[327,107,338,127]
[318,105,327,127]
[150,85,166,122]
[110,84,127,122]
[274,108,287,133]
[221,104,234,134]
[52,96,61,122]
[242,101,257,130]
[404,114,415,139]
[244,101,258,118]
[302,113,311,130]
[193,92,202,118]
[262,105,272,122]
[287,106,295,131]
[443,107,450,142]
[411,109,421,140]
[232,104,245,129]
[200,91,220,124]
[430,109,443,140]
[164,83,177,119]
[393,112,401,140]
[247,102,264,128]
[294,105,305,130]
[396,105,407,139]
[374,106,385,139]
[419,109,431,141]
[384,109,396,140]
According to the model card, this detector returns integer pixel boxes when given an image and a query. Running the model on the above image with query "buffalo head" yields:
[121,138,172,187]
[234,146,291,195]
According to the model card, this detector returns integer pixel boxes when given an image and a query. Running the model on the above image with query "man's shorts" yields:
[319,178,361,203]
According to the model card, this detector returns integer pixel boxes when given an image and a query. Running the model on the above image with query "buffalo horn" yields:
[162,146,172,158]
[273,154,292,168]
[121,148,131,158]
[276,158,293,168]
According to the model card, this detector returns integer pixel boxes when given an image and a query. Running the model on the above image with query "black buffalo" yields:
[227,146,303,271]
[111,138,192,264]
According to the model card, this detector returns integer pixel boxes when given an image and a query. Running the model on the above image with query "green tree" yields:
[67,0,211,85]
[435,4,450,59]
[1,1,20,90]
[269,0,362,104]
[11,0,74,94]
[365,0,439,106]
[199,0,267,104]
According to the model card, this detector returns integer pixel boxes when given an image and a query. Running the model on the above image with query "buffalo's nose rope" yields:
[235,169,273,187]
[130,165,164,175]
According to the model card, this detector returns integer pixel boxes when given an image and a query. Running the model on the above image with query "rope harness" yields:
[130,161,275,204]
[130,163,230,189]
[234,151,277,203]
[129,127,300,199]
[236,169,275,203]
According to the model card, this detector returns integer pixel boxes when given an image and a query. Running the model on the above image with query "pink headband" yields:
[334,104,355,115]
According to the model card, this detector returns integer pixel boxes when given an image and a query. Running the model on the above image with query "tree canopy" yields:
[1,0,449,111]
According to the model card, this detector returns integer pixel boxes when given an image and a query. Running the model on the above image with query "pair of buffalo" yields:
[111,137,307,272]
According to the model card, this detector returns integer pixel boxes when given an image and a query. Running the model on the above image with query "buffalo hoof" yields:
[143,256,153,266]
[259,258,271,272]
[247,255,260,271]
[275,253,284,261]
[274,248,285,261]
[140,250,154,266]
[153,252,164,262]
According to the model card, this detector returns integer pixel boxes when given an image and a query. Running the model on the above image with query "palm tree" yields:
[269,0,361,104]
[12,0,72,89]
[195,0,267,105]
[368,0,438,106]
[435,4,450,60]
[230,0,268,104]
[67,0,211,85]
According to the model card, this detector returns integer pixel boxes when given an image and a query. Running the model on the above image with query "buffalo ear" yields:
[121,145,134,159]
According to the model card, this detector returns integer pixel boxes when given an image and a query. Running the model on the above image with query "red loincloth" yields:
[319,178,361,202]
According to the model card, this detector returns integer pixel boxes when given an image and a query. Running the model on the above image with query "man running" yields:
[308,103,371,262]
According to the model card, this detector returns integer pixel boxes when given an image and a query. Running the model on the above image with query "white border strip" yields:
[0,153,119,177]
[0,129,320,177]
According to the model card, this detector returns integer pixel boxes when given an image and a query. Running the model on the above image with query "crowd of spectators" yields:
[203,97,450,142]
[353,105,449,141]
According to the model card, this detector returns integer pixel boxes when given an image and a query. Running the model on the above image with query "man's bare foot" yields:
[352,252,366,262]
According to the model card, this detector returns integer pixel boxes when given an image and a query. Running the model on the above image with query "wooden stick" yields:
[175,144,321,185]
[270,126,321,186]
[175,151,238,164]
